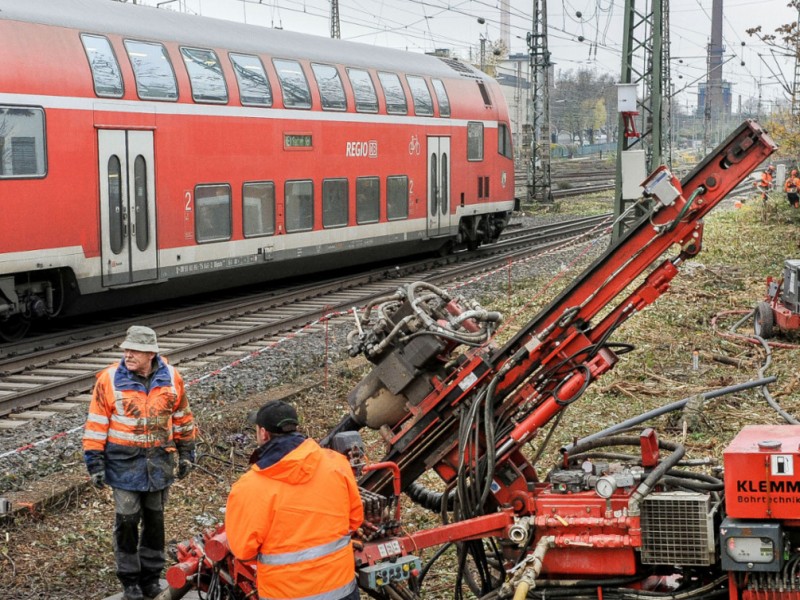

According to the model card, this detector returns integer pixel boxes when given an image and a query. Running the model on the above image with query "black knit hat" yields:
[248,400,299,433]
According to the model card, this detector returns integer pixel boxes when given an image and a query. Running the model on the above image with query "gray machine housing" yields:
[781,259,800,312]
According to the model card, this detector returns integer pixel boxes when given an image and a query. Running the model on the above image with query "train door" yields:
[98,130,158,287]
[427,136,451,237]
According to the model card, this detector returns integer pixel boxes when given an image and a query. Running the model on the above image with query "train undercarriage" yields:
[0,270,67,342]
[457,212,511,251]
[0,211,513,343]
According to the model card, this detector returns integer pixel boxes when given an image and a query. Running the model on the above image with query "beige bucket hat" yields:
[119,325,160,353]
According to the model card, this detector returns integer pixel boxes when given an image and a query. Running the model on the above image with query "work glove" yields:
[84,450,106,488]
[91,471,106,488]
[176,447,195,480]
[177,459,192,479]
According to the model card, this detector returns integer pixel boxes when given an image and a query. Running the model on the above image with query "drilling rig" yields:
[166,121,799,600]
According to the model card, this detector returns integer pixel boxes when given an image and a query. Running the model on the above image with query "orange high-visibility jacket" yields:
[758,170,774,190]
[225,438,363,600]
[785,176,800,193]
[83,357,196,490]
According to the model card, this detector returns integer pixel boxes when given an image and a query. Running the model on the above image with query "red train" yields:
[0,0,515,341]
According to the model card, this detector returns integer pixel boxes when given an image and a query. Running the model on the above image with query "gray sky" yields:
[131,0,796,110]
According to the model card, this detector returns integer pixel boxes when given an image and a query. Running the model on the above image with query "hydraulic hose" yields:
[664,468,723,486]
[660,475,723,492]
[750,333,800,425]
[629,442,684,515]
[563,435,682,460]
[715,309,800,423]
[405,481,455,511]
[560,376,776,454]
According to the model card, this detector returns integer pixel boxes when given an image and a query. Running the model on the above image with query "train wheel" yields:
[754,302,775,339]
[0,315,31,342]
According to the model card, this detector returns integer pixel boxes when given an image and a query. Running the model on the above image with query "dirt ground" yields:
[3,197,800,599]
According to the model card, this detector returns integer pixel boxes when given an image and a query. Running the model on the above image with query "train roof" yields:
[0,0,484,81]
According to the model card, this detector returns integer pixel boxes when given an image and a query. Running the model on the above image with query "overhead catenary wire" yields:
[144,0,795,105]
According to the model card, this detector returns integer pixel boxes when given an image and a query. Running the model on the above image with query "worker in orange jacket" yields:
[756,164,776,202]
[225,401,364,600]
[83,326,196,600]
[785,169,800,208]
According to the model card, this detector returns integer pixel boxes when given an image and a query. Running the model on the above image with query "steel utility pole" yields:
[613,0,669,239]
[703,0,724,151]
[527,0,553,204]
[500,0,511,55]
[331,0,341,39]
[793,4,800,117]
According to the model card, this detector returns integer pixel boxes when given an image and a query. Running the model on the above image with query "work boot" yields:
[122,584,145,600]
[141,581,163,599]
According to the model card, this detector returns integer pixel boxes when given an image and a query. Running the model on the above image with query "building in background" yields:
[697,81,732,117]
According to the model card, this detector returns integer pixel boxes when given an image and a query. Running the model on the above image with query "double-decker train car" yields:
[0,0,516,341]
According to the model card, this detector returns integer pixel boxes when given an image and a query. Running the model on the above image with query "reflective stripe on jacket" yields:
[225,438,363,600]
[82,356,196,491]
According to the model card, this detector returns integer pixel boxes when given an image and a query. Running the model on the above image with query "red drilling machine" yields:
[754,260,800,338]
[164,122,800,600]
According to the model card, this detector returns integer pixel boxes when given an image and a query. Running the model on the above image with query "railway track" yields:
[515,161,616,200]
[0,213,612,424]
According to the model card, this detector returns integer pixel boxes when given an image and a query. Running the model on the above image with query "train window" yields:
[377,72,407,115]
[431,79,450,117]
[406,76,433,117]
[124,40,178,101]
[346,68,378,113]
[133,155,149,251]
[477,81,492,107]
[0,107,46,178]
[107,155,124,254]
[273,59,312,109]
[243,182,276,237]
[195,184,232,243]
[387,176,409,221]
[285,180,313,232]
[441,155,449,215]
[430,155,438,213]
[498,123,512,159]
[356,177,380,224]
[467,122,484,161]
[312,64,347,111]
[81,34,124,98]
[181,47,228,104]
[230,53,272,107]
[322,179,348,228]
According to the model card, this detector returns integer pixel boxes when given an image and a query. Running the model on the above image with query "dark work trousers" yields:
[113,488,169,588]
[340,584,361,600]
